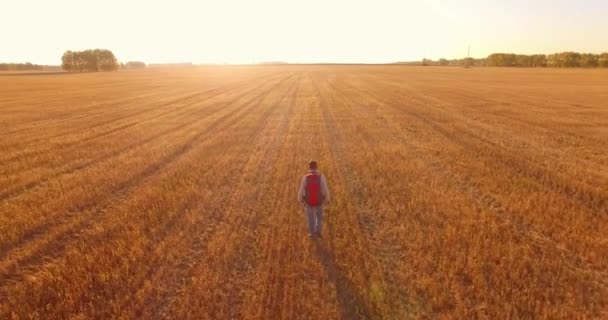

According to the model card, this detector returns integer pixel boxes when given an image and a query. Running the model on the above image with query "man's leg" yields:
[315,205,324,235]
[305,205,315,236]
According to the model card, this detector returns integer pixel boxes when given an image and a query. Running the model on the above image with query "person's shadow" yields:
[313,221,373,319]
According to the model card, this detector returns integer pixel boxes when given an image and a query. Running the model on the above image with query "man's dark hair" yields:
[309,160,318,170]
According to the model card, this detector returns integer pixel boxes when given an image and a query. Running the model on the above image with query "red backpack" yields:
[304,172,324,206]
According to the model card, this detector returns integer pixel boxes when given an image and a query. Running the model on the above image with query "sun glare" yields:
[1,0,607,65]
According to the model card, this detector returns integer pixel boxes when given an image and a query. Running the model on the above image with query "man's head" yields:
[308,160,318,171]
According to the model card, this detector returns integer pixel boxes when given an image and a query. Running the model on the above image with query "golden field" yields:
[0,66,607,319]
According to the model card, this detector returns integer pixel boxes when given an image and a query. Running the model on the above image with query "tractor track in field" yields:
[1,81,231,142]
[0,75,296,290]
[339,74,607,217]
[411,108,607,212]
[228,78,303,320]
[323,77,427,317]
[335,74,608,306]
[323,74,608,318]
[158,75,301,320]
[0,92,163,138]
[0,74,286,203]
[0,91,182,147]
[1,75,279,161]
[0,73,284,172]
[200,77,300,320]
[0,73,288,165]
[117,75,300,320]
[115,90,281,316]
[357,74,608,213]
[329,76,608,290]
[0,72,293,249]
[0,83,272,192]
[402,77,608,145]
[360,77,608,223]
[311,75,385,319]
[356,74,607,223]
[0,82,286,297]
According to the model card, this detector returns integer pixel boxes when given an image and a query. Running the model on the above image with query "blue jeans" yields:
[305,205,323,235]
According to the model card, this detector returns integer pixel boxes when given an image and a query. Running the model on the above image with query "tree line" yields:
[401,57,485,67]
[61,49,119,72]
[415,51,608,68]
[486,52,608,68]
[0,62,44,71]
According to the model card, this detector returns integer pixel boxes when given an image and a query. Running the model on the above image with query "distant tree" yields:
[124,61,146,69]
[546,52,590,68]
[516,55,532,67]
[486,53,503,66]
[438,58,448,66]
[503,54,517,66]
[72,51,86,71]
[463,57,474,68]
[579,54,598,68]
[97,49,119,71]
[61,49,118,72]
[487,53,545,67]
[83,49,99,71]
[61,51,75,71]
[558,52,581,67]
[421,58,432,66]
[448,59,463,66]
[599,53,608,68]
[547,53,560,67]
[530,54,547,67]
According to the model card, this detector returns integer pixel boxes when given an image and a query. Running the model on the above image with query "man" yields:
[298,160,330,239]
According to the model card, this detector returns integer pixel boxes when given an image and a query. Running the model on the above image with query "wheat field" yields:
[1,66,607,319]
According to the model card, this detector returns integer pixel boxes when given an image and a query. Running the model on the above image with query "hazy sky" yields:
[2,0,606,64]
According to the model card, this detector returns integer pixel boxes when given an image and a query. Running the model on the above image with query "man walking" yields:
[298,160,330,239]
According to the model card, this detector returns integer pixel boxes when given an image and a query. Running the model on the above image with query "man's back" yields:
[298,170,330,205]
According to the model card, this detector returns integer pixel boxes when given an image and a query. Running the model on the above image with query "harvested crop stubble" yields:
[1,66,607,319]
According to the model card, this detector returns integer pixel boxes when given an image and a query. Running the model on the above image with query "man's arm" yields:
[297,176,306,202]
[321,175,330,203]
